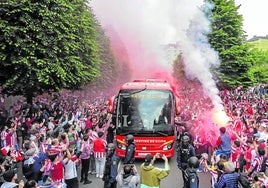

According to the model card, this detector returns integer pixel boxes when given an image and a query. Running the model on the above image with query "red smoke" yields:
[98,3,229,144]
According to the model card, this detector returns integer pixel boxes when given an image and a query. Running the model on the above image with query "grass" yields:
[248,38,268,51]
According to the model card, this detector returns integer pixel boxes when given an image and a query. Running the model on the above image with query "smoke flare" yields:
[90,0,226,123]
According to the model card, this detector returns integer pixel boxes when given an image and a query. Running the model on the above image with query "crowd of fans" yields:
[0,89,113,187]
[0,83,267,187]
[176,83,268,187]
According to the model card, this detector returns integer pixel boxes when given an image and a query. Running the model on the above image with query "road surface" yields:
[78,156,212,188]
[17,154,212,188]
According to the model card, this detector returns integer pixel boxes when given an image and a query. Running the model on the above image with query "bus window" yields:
[117,90,174,134]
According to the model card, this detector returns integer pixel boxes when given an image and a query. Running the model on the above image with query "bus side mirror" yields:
[108,96,115,113]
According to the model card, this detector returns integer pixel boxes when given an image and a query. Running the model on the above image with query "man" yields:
[116,164,140,188]
[140,153,170,188]
[103,143,120,188]
[214,161,240,188]
[177,135,196,188]
[93,131,107,179]
[215,127,232,160]
[184,156,200,188]
[123,134,135,165]
[1,169,24,188]
[155,110,168,124]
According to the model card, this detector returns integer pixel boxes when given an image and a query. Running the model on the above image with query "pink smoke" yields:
[90,1,230,136]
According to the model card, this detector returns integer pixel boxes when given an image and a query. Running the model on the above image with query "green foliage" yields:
[247,48,268,84]
[89,26,119,89]
[206,0,256,88]
[0,0,101,103]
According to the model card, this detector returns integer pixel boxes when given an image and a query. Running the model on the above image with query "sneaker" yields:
[91,171,97,175]
[80,178,84,183]
[99,175,103,179]
[84,180,92,184]
[96,174,99,178]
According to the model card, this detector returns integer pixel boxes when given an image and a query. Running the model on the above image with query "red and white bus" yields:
[108,79,179,158]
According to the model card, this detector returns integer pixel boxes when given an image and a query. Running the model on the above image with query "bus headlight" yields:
[117,143,126,150]
[163,143,173,150]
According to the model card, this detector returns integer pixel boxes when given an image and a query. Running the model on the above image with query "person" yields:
[123,134,135,165]
[103,143,120,188]
[215,127,232,160]
[22,148,39,180]
[41,153,66,186]
[93,131,107,179]
[155,110,168,124]
[1,169,24,188]
[247,146,265,176]
[116,164,140,188]
[184,156,200,188]
[106,123,115,144]
[79,135,92,184]
[140,153,170,188]
[63,148,79,188]
[214,161,240,188]
[24,180,38,188]
[86,128,97,174]
[177,135,196,188]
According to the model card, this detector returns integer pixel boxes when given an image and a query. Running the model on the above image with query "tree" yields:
[85,25,120,94]
[0,0,101,104]
[247,48,268,84]
[206,0,255,88]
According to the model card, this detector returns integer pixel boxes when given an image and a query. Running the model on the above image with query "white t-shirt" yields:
[64,160,77,180]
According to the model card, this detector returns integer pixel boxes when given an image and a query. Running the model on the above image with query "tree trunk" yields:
[26,92,33,105]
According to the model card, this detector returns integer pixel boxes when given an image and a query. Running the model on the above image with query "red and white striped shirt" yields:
[251,156,264,172]
[1,130,8,147]
[93,138,107,158]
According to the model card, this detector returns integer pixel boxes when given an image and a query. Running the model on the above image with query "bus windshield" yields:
[116,89,175,136]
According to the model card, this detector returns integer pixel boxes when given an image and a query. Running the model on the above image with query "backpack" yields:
[238,173,251,188]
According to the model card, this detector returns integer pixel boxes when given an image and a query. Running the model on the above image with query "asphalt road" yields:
[17,155,212,188]
[77,156,212,188]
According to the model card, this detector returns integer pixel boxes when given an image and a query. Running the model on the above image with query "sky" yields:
[235,0,268,39]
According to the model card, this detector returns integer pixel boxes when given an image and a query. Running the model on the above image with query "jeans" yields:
[95,157,106,177]
[90,153,96,172]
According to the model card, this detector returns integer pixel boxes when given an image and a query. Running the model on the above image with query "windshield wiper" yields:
[129,87,147,95]
[154,131,168,136]
[119,130,139,136]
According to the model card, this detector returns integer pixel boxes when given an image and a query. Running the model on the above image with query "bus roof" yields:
[120,79,173,90]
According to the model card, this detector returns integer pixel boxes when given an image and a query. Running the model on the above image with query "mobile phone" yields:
[159,154,163,157]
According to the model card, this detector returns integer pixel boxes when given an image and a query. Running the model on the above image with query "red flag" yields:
[1,146,10,156]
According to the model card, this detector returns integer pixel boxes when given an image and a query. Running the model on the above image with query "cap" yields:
[144,154,153,166]
[3,169,17,182]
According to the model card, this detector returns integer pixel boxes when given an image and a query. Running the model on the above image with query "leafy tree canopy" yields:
[0,0,101,103]
[206,0,264,88]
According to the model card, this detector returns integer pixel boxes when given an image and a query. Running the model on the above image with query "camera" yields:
[158,154,163,158]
